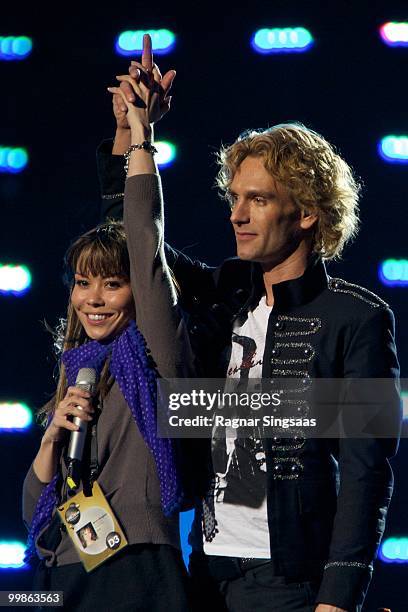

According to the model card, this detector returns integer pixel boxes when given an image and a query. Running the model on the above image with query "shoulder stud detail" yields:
[328,278,388,308]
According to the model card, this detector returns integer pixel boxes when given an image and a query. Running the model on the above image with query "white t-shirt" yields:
[204,295,272,558]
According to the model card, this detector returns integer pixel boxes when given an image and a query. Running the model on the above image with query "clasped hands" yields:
[107,33,176,132]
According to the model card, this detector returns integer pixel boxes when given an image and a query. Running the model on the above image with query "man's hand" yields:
[113,91,131,131]
[315,605,348,612]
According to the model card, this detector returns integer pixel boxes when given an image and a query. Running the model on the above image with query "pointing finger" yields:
[142,33,153,72]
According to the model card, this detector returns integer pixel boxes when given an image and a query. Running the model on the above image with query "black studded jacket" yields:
[97,141,401,612]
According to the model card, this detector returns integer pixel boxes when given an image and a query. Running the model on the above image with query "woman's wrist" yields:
[33,435,63,483]
[42,427,65,445]
[130,123,153,144]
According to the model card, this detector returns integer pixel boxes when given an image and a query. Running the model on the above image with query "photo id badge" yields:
[58,481,128,572]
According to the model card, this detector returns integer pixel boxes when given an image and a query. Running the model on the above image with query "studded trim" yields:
[279,398,310,416]
[280,398,309,406]
[324,561,373,571]
[271,342,315,365]
[328,277,388,308]
[270,372,312,393]
[101,192,125,200]
[270,428,306,451]
[271,370,311,378]
[271,457,304,480]
[274,315,322,337]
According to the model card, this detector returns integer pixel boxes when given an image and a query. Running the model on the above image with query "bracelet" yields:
[124,142,158,173]
[101,192,125,200]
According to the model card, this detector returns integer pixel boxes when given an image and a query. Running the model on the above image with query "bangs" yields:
[74,242,129,278]
[64,222,130,286]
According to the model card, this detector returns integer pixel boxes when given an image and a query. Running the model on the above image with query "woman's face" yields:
[82,527,93,542]
[71,272,135,341]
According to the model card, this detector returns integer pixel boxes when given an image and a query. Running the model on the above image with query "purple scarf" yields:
[26,321,182,561]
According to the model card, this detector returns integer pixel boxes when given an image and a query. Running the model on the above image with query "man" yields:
[99,36,400,612]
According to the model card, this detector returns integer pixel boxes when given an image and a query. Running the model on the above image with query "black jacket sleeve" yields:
[316,306,401,610]
[96,139,126,220]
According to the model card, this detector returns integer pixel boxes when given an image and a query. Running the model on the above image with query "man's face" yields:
[229,155,312,267]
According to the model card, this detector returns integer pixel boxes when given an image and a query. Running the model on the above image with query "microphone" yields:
[66,368,98,491]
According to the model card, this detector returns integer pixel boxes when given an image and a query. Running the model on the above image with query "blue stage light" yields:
[0,36,32,60]
[156,141,177,168]
[116,29,175,56]
[378,136,408,163]
[0,147,28,173]
[179,510,194,568]
[0,542,27,569]
[0,264,32,294]
[251,28,313,54]
[0,403,32,431]
[380,22,408,47]
[379,537,408,563]
[379,260,408,286]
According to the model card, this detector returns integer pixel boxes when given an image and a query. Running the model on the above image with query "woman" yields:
[23,38,194,611]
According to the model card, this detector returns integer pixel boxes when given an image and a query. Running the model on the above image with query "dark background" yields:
[1,1,407,610]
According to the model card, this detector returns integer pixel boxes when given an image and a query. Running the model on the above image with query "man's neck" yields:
[262,243,311,306]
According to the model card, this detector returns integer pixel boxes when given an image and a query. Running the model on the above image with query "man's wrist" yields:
[112,127,131,155]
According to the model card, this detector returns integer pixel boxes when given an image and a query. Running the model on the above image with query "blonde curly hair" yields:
[217,123,361,259]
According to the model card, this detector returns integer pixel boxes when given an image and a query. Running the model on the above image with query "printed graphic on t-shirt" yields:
[212,332,267,506]
[227,335,262,377]
[204,296,272,558]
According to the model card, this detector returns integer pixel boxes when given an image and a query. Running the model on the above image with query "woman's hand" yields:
[43,387,94,444]
[33,387,94,483]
